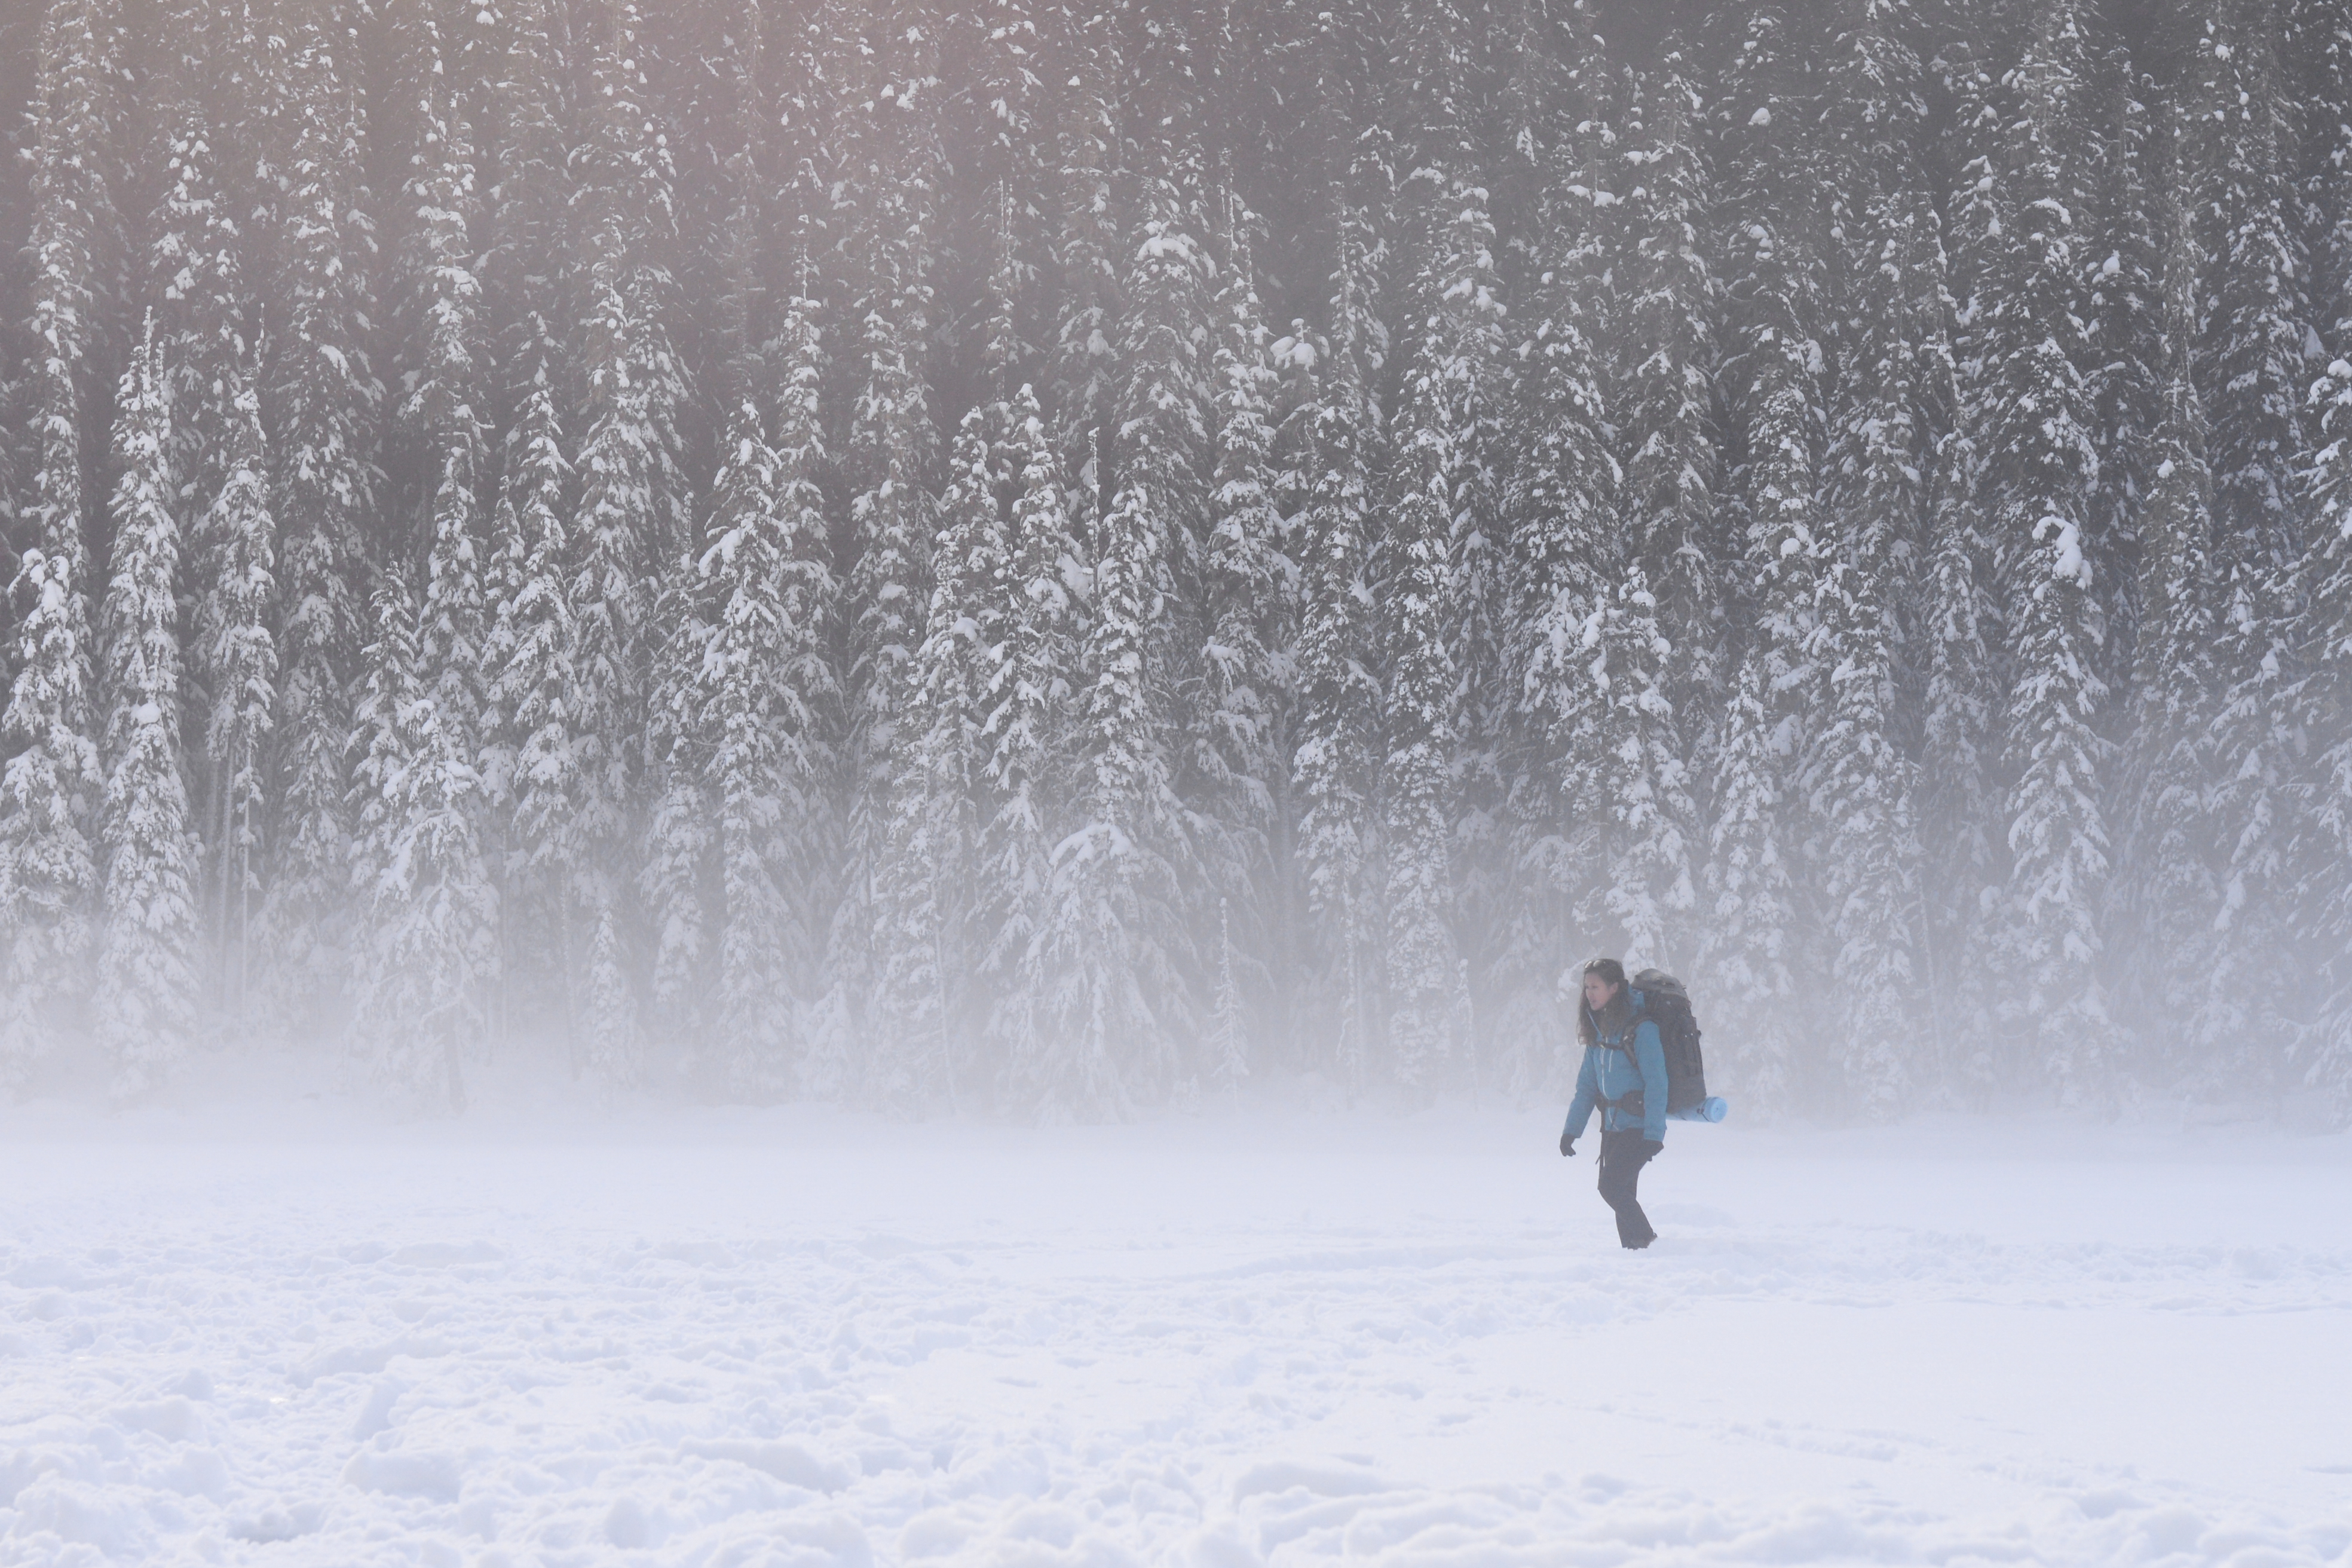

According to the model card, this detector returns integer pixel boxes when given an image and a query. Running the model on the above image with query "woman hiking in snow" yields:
[1558,957,1670,1250]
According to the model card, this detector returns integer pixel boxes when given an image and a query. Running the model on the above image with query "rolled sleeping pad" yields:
[1668,1097,1729,1123]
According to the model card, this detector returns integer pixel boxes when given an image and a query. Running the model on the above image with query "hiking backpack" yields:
[1622,969,1710,1116]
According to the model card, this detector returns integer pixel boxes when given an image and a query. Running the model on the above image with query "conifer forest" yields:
[2,0,2350,1123]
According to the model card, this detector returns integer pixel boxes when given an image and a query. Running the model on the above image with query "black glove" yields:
[1559,1130,1576,1157]
[1640,1139,1664,1162]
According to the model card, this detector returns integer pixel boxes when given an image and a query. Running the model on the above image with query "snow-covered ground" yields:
[3,1061,2349,1566]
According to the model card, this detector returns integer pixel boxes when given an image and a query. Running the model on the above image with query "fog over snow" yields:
[2,1050,2348,1565]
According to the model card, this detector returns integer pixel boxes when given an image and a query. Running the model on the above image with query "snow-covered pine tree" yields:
[1562,61,1696,990]
[1484,0,1590,301]
[564,0,690,1076]
[1935,29,2008,544]
[2302,13,2352,1120]
[957,0,1046,203]
[346,587,427,1086]
[2192,1,2314,602]
[1809,535,1925,1120]
[417,458,492,864]
[145,65,259,989]
[0,29,31,534]
[197,0,278,250]
[707,362,840,1097]
[1819,0,1941,650]
[0,365,16,590]
[0,497,100,1081]
[568,0,691,663]
[1807,557,1925,1114]
[474,0,558,638]
[1229,0,1377,254]
[1392,0,1505,884]
[1101,164,1215,838]
[719,34,844,1093]
[416,380,492,705]
[1593,561,1698,982]
[1612,59,1723,771]
[2304,342,2352,1120]
[1703,6,1827,1113]
[681,393,811,1099]
[638,0,765,398]
[1013,148,1211,1115]
[1105,164,1214,738]
[1027,475,1190,1117]
[379,38,502,1076]
[22,0,122,402]
[1580,76,1693,992]
[2081,57,2164,718]
[191,353,274,1018]
[642,15,756,1074]
[641,549,715,1059]
[347,578,496,1113]
[872,407,1002,1104]
[1388,0,1510,1059]
[146,85,245,543]
[2310,5,2352,370]
[764,286,845,1073]
[687,409,813,1104]
[477,0,571,418]
[982,385,1083,1094]
[830,0,944,1062]
[702,0,774,408]
[1045,4,1123,492]
[975,180,1041,443]
[1984,2,2118,1110]
[2108,177,2222,1086]
[1291,192,1388,1095]
[1383,0,1475,303]
[255,7,384,1033]
[1379,370,1462,1096]
[1915,439,2005,1100]
[951,2,1048,407]
[1494,45,1620,1091]
[0,0,116,1079]
[96,329,200,1097]
[1262,313,1327,1059]
[1918,29,2010,1104]
[488,376,577,1030]
[1379,140,1504,1094]
[1706,649,1801,1114]
[1193,203,1287,1036]
[402,63,489,667]
[1811,0,1933,1117]
[2193,1,2324,1077]
[479,459,525,833]
[0,513,101,1073]
[765,0,834,280]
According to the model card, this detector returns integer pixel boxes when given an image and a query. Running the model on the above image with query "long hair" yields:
[1576,957,1628,1048]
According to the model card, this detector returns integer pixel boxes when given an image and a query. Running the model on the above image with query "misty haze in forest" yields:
[1,0,2349,1125]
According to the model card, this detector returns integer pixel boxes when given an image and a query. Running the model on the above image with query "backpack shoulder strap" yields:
[1606,993,1650,1055]
[1595,997,1655,1116]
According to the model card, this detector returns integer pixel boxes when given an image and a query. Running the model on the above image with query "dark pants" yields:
[1597,1129,1658,1249]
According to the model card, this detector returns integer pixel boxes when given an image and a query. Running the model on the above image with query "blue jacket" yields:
[1563,993,1669,1144]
